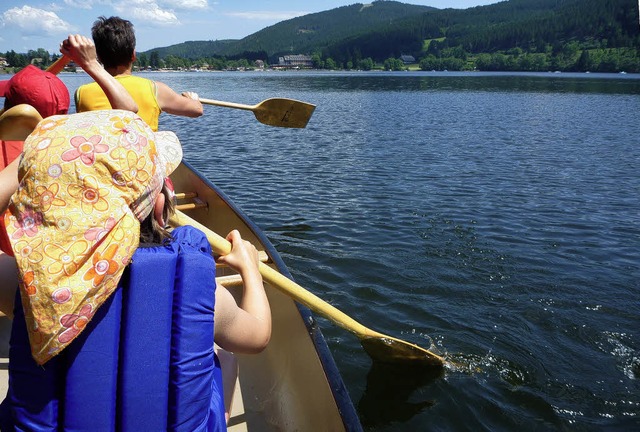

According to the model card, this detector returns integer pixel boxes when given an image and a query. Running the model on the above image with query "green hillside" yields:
[318,0,639,68]
[148,39,237,60]
[147,1,434,59]
[140,0,639,72]
[225,1,435,57]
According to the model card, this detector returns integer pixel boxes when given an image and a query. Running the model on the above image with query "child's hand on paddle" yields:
[216,230,260,277]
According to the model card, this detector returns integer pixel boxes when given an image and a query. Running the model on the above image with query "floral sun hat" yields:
[5,109,182,365]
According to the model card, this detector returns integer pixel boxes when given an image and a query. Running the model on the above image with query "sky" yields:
[0,1,501,54]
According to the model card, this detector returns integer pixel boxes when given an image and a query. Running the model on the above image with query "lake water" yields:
[58,71,640,431]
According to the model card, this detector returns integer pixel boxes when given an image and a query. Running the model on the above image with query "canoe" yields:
[0,160,361,431]
[169,161,361,431]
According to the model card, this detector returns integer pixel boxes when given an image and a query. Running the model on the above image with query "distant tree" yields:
[208,57,227,70]
[517,52,549,71]
[419,55,439,71]
[575,50,594,72]
[357,57,375,70]
[27,48,50,66]
[383,57,404,71]
[5,50,28,68]
[150,51,161,69]
[441,57,465,71]
[311,53,324,68]
[137,53,149,69]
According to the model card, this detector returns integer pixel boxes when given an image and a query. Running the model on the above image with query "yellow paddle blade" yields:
[199,97,316,128]
[252,98,316,128]
[0,104,42,141]
[361,335,445,367]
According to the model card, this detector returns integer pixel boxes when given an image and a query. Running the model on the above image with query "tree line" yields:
[1,49,61,71]
[3,44,638,74]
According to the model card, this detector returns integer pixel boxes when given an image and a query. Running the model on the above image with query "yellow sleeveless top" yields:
[75,75,161,131]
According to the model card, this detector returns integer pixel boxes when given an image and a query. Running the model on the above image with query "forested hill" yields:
[362,0,637,55]
[142,0,639,72]
[318,0,638,67]
[225,2,435,57]
[148,1,435,59]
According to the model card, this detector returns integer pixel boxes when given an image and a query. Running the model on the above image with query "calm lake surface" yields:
[59,71,640,431]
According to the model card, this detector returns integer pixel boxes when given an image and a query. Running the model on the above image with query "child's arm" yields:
[214,230,271,354]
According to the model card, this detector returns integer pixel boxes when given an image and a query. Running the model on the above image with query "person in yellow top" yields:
[75,16,203,131]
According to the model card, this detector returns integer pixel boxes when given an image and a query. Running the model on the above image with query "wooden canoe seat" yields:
[172,190,269,285]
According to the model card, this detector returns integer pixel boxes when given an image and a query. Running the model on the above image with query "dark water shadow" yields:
[358,362,444,427]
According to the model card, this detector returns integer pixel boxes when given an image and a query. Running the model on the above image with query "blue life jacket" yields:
[0,225,226,431]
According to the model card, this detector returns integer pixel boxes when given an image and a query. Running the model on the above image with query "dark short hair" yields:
[92,16,136,69]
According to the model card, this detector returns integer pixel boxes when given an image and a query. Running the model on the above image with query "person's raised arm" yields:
[155,81,203,118]
[214,230,271,354]
[60,35,138,113]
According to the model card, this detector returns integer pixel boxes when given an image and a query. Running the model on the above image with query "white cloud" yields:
[161,0,208,10]
[115,1,180,26]
[224,11,308,21]
[62,0,94,10]
[1,6,74,36]
[129,7,180,26]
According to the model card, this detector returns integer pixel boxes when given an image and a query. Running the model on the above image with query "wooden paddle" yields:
[46,56,71,74]
[170,210,446,367]
[199,97,316,128]
[0,104,43,141]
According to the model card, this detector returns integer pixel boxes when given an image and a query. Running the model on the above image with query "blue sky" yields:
[0,1,500,53]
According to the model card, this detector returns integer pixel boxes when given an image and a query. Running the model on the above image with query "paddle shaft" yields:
[46,56,70,74]
[170,211,372,336]
[199,98,258,111]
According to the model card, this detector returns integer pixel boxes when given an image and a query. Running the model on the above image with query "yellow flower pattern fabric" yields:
[4,110,182,365]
